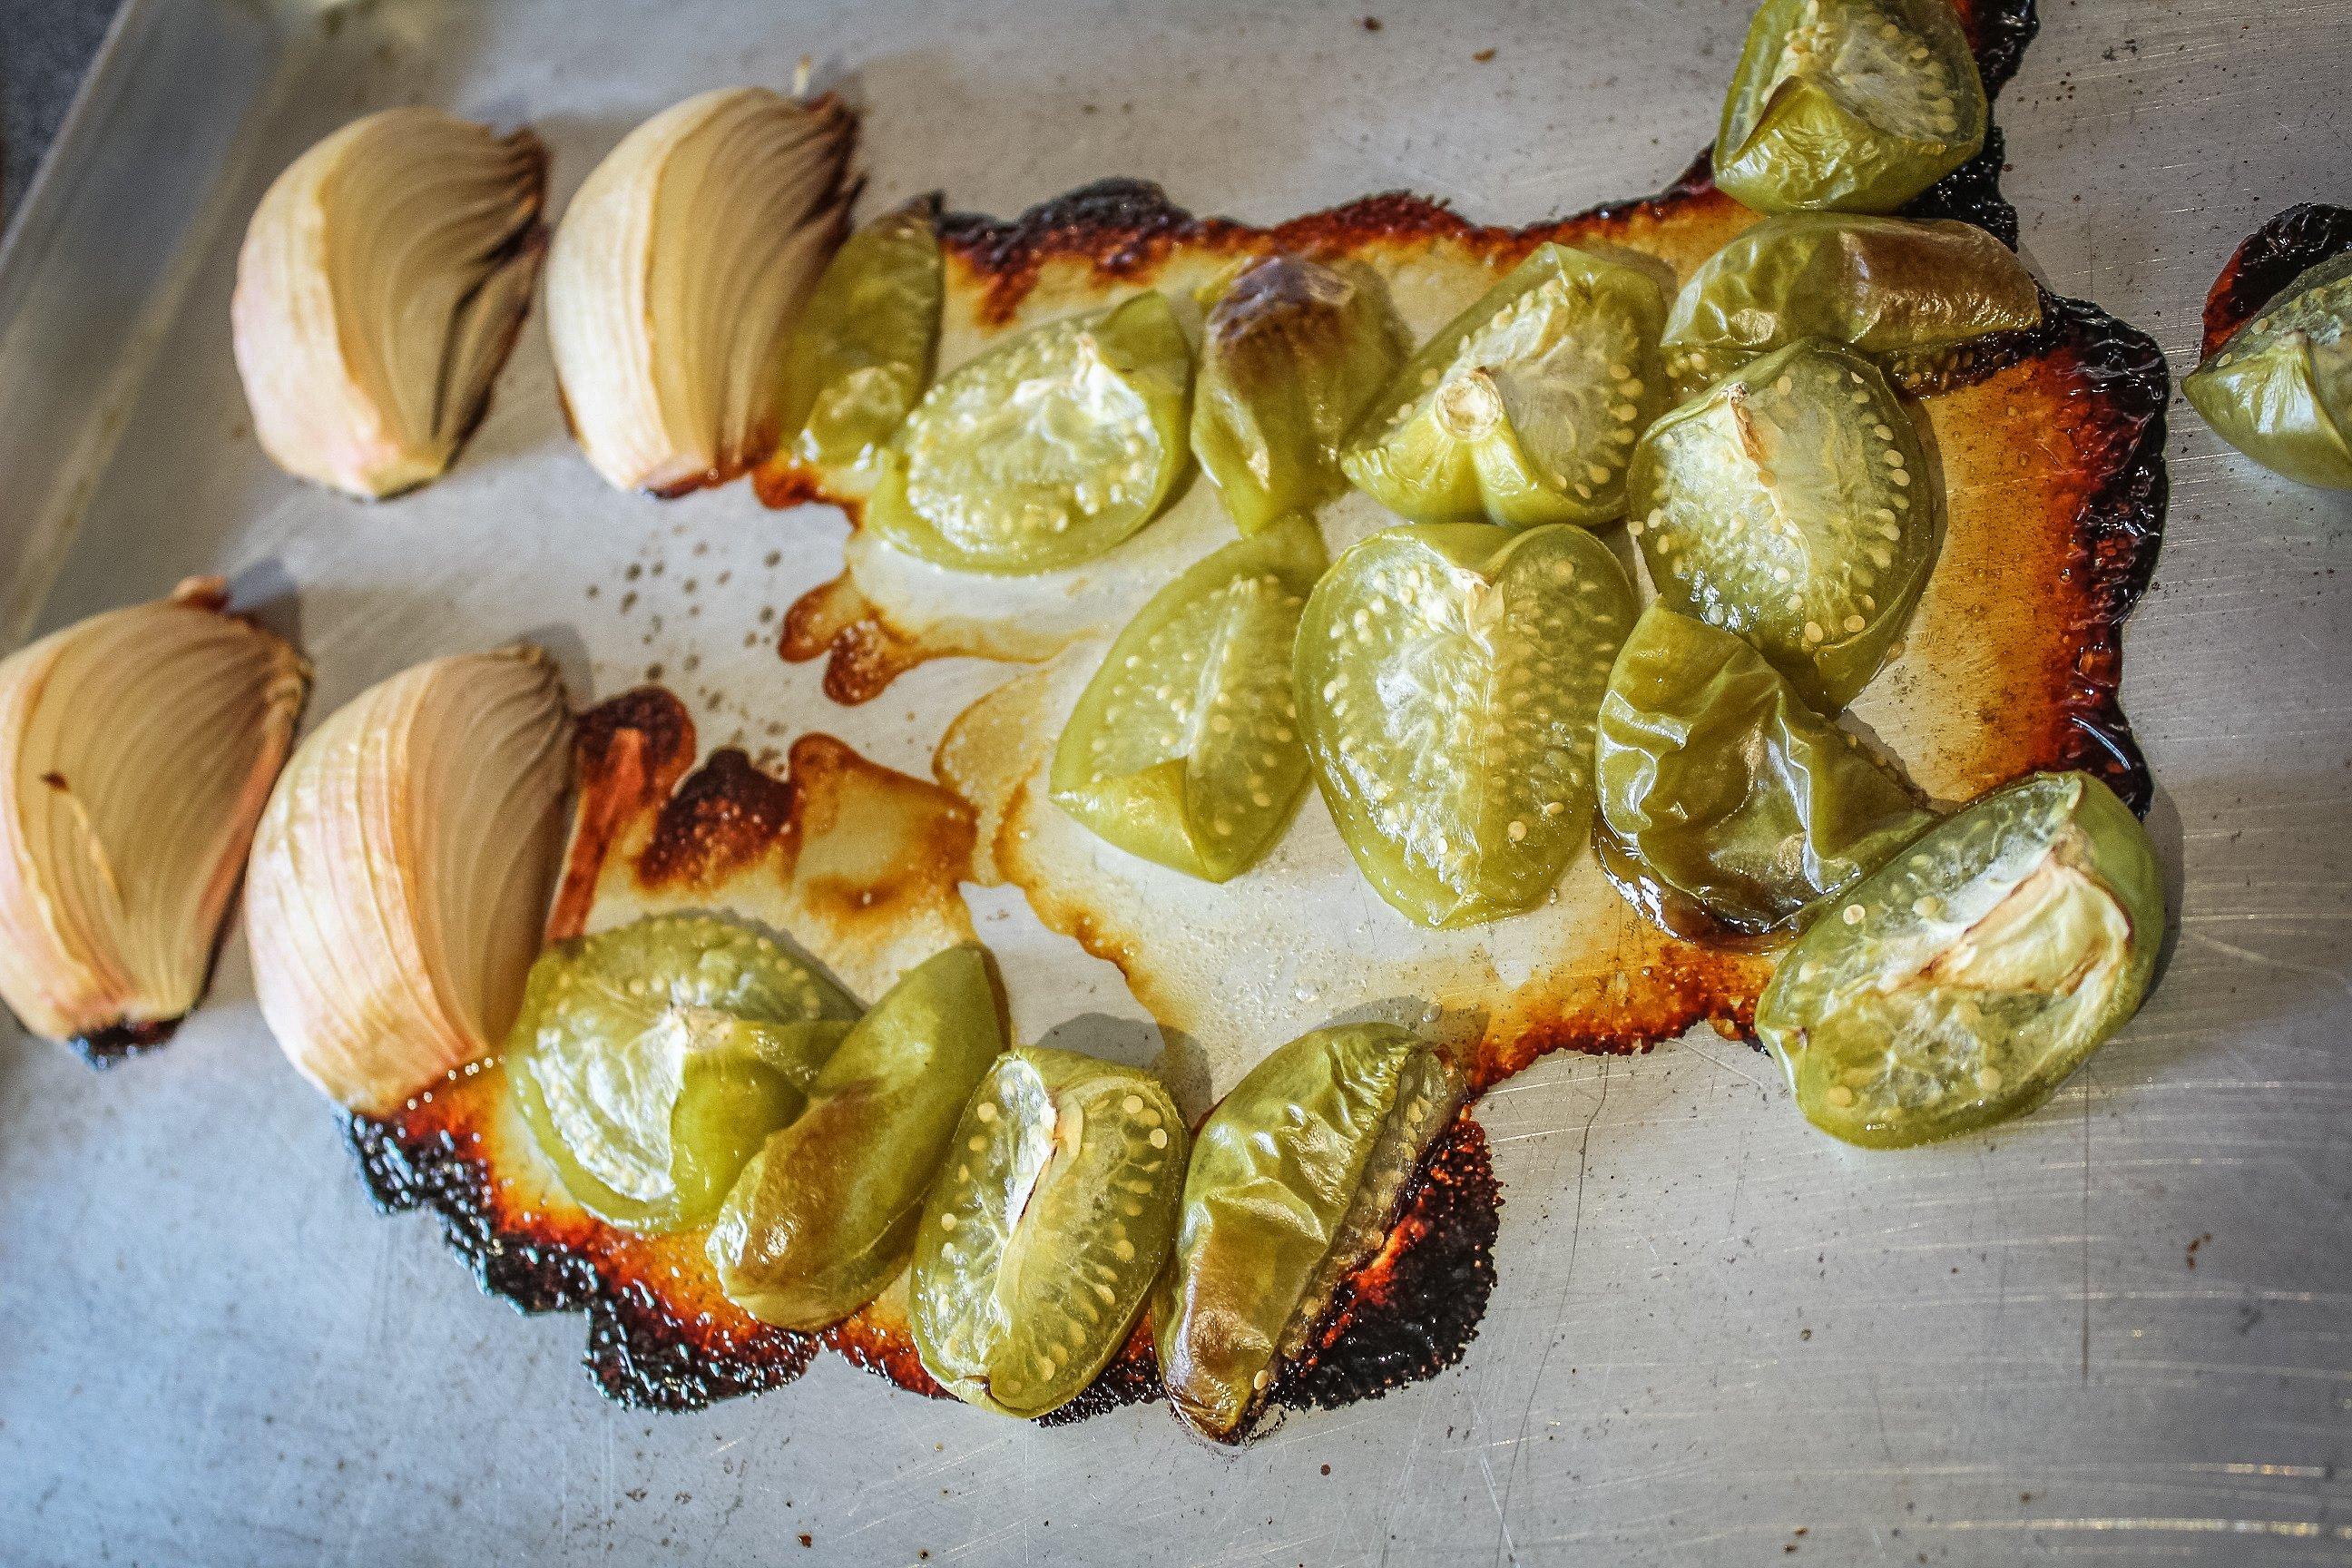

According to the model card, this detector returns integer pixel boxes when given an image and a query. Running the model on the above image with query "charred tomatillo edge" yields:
[1339,243,1668,529]
[505,912,860,1234]
[774,194,945,496]
[1191,255,1410,535]
[863,290,1194,575]
[1629,338,1934,714]
[1154,1022,1467,1445]
[1756,772,2164,1150]
[1298,523,1638,929]
[1596,604,1935,935]
[2182,250,2352,490]
[909,1048,1186,1419]
[1048,516,1328,882]
[1714,0,1986,216]
[1661,212,2042,397]
[708,943,1010,1329]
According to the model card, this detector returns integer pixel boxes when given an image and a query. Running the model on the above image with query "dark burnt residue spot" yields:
[1953,0,2039,99]
[69,1015,181,1068]
[1905,123,2018,250]
[551,689,700,938]
[1036,1336,1163,1426]
[821,1316,950,1401]
[2200,203,2352,358]
[1274,1112,1501,1417]
[636,750,798,888]
[39,770,67,791]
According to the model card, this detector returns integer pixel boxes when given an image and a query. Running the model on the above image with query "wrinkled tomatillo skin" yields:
[1154,1023,1466,1444]
[1630,338,1934,714]
[774,195,945,495]
[708,943,1008,1329]
[1757,772,2164,1149]
[1191,255,1410,534]
[1597,604,1933,936]
[1298,523,1638,929]
[1662,212,2041,396]
[866,290,1194,573]
[507,912,859,1234]
[909,1048,1185,1418]
[1050,515,1328,882]
[1715,0,1986,216]
[1341,243,1668,529]
[2183,250,2352,490]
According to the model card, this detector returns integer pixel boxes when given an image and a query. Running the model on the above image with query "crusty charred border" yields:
[2200,202,2352,359]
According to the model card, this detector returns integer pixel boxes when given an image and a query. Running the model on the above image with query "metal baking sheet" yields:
[0,0,2347,1562]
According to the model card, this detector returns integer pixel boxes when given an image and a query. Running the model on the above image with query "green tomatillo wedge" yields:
[1596,603,1934,935]
[1155,1023,1467,1445]
[1298,523,1638,928]
[1715,0,1986,215]
[708,943,1009,1329]
[1630,338,1934,713]
[908,1049,1186,1419]
[1049,516,1327,882]
[2183,251,2352,490]
[865,290,1194,574]
[774,195,945,493]
[1340,243,1667,528]
[1662,212,2042,396]
[1757,771,2165,1150]
[1191,254,1410,534]
[506,912,859,1234]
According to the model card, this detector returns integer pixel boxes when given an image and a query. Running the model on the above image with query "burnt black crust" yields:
[346,1110,817,1411]
[1271,1113,1502,1419]
[69,1016,181,1067]
[2200,203,2352,359]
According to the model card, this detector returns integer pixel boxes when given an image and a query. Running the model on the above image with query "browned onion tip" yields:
[245,645,573,1114]
[545,86,858,494]
[0,578,309,1052]
[231,107,549,500]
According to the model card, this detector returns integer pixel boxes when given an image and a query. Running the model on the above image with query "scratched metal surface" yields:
[0,0,2346,1563]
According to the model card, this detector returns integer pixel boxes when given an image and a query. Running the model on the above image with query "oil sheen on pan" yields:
[350,0,2162,1418]
[353,689,1500,1417]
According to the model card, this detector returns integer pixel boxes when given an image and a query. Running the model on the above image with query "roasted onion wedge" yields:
[1596,603,1932,935]
[1155,1023,1466,1444]
[1048,516,1326,882]
[1341,243,1667,528]
[1661,212,2042,396]
[0,580,307,1053]
[1298,523,1637,928]
[547,87,857,494]
[1630,338,1933,713]
[1715,0,1987,215]
[1757,772,2163,1148]
[909,1048,1185,1418]
[246,646,573,1114]
[231,108,547,499]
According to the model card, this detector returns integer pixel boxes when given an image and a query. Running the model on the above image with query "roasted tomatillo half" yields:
[909,1048,1185,1418]
[775,195,944,494]
[1662,212,2041,396]
[1596,604,1933,935]
[506,913,859,1234]
[1050,516,1327,882]
[1191,255,1409,534]
[1715,0,1986,215]
[1758,772,2164,1149]
[1631,338,1933,713]
[1341,243,1667,528]
[865,291,1194,574]
[708,943,1008,1329]
[1155,1023,1465,1445]
[1299,523,1637,928]
[2183,251,2352,490]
